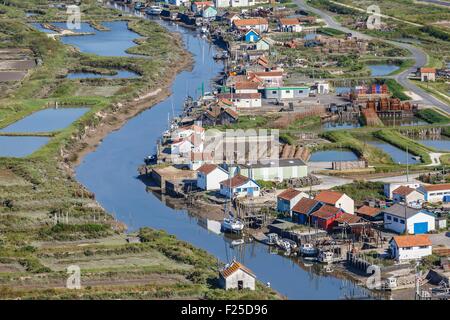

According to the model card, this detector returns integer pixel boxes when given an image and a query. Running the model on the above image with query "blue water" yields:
[32,21,140,57]
[368,140,420,164]
[382,117,427,127]
[67,70,139,79]
[309,150,359,162]
[368,64,400,76]
[416,138,450,151]
[74,4,375,300]
[0,136,50,157]
[0,108,89,133]
[31,23,54,33]
[322,121,361,131]
[303,33,318,40]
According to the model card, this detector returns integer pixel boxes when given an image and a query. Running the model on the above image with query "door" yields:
[238,280,243,290]
[414,222,428,234]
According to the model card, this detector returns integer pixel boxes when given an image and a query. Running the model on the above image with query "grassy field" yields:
[333,181,386,202]
[0,0,279,300]
[416,108,450,124]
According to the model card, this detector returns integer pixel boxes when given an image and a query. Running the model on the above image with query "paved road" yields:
[418,0,450,7]
[293,0,450,112]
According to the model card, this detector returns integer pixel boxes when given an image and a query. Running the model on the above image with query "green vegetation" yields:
[416,108,450,124]
[333,181,386,202]
[319,27,345,36]
[384,79,410,101]
[373,129,432,164]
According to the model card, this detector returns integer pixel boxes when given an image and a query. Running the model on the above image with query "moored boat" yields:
[300,243,319,257]
[146,6,162,15]
[221,217,244,233]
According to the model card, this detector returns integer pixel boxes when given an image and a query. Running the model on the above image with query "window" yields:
[298,90,303,93]
[419,246,429,249]
[437,192,443,195]
[400,219,405,224]
[285,90,290,93]
[393,217,398,222]
[430,192,437,196]
[272,91,277,94]
[387,215,392,220]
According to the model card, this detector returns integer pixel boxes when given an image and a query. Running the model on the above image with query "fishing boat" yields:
[317,250,334,264]
[134,2,145,11]
[283,239,298,250]
[144,154,157,165]
[276,239,291,252]
[146,6,162,15]
[263,233,278,246]
[221,217,244,233]
[300,243,318,257]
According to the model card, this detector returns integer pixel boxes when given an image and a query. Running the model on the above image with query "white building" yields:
[317,82,329,94]
[168,0,190,6]
[418,183,450,203]
[276,188,308,214]
[384,182,421,198]
[314,190,354,215]
[248,70,283,86]
[389,235,432,262]
[217,92,261,108]
[233,18,269,33]
[197,164,229,191]
[382,204,436,234]
[392,186,425,206]
[220,174,260,198]
[172,124,205,140]
[219,260,256,290]
[278,18,303,32]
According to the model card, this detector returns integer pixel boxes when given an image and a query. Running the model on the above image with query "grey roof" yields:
[382,204,425,219]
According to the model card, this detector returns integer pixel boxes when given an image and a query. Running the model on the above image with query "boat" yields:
[221,217,244,233]
[146,6,162,15]
[144,154,157,165]
[134,2,145,11]
[283,239,298,250]
[276,239,291,252]
[200,26,209,34]
[213,51,229,60]
[230,239,245,247]
[317,251,334,264]
[300,243,318,257]
[262,233,279,246]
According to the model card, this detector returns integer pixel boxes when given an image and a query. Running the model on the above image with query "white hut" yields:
[219,260,256,290]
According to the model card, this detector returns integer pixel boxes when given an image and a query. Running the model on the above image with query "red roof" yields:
[314,191,344,205]
[220,174,251,188]
[356,205,381,217]
[222,108,239,119]
[277,188,301,201]
[422,183,450,192]
[220,260,255,278]
[250,70,283,77]
[279,18,300,25]
[335,212,361,224]
[393,185,415,196]
[234,18,268,27]
[197,164,219,175]
[420,68,436,73]
[235,81,259,90]
[218,92,261,100]
[292,197,319,215]
[392,235,432,248]
[311,204,341,219]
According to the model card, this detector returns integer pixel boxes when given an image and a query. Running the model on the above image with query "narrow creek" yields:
[74,5,376,299]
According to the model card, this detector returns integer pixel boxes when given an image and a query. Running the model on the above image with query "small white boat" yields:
[317,251,334,264]
[283,239,298,250]
[230,239,244,247]
[146,6,162,15]
[221,217,244,233]
[200,26,209,34]
[300,243,318,257]
[262,233,278,246]
[277,239,291,252]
